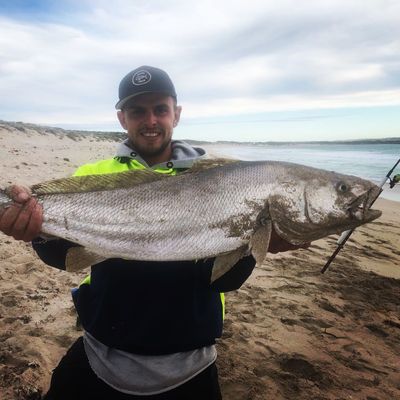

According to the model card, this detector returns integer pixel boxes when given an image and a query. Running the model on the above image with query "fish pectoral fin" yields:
[65,247,106,272]
[211,247,247,283]
[249,219,272,266]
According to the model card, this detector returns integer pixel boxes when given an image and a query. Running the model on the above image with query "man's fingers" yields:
[6,185,31,203]
[0,203,23,236]
[0,198,41,242]
[10,198,39,240]
[22,203,43,242]
[0,184,42,241]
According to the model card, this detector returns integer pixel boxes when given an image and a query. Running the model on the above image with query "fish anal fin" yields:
[249,219,272,266]
[66,247,106,272]
[211,247,247,283]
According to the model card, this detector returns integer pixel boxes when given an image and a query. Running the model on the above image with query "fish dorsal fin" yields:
[31,169,169,195]
[186,158,241,173]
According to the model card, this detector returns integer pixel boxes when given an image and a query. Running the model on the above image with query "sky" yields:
[0,0,399,142]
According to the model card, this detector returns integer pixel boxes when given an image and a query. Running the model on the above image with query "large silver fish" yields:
[0,160,382,281]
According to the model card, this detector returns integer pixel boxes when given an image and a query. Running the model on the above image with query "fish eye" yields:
[337,181,348,193]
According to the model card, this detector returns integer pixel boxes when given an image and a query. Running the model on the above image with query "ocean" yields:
[204,143,400,202]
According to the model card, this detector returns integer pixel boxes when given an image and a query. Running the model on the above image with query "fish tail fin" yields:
[0,188,12,207]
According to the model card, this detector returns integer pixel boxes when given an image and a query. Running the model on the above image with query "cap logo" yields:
[132,70,151,86]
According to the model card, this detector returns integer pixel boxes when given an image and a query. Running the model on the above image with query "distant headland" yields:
[1,119,399,145]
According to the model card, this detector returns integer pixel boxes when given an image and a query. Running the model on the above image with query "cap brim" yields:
[115,91,177,109]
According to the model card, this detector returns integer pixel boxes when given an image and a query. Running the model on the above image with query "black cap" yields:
[115,66,177,109]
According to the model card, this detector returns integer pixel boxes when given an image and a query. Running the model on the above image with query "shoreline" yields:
[380,183,400,202]
[2,119,400,145]
[0,120,398,202]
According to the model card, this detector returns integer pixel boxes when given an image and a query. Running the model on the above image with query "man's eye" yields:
[155,107,168,115]
[127,109,145,117]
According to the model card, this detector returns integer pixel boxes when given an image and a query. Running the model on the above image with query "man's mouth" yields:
[140,131,162,138]
[142,131,160,137]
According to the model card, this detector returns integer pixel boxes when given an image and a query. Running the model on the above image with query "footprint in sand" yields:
[279,355,324,382]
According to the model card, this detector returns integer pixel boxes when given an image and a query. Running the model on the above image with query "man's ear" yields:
[173,106,182,127]
[117,110,127,130]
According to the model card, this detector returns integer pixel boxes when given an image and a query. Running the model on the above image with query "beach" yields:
[0,124,399,400]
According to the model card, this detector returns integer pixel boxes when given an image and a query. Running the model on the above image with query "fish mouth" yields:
[347,188,382,222]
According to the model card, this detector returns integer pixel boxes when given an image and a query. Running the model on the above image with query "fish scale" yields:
[40,170,261,260]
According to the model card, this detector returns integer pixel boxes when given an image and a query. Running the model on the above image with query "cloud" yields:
[0,0,399,136]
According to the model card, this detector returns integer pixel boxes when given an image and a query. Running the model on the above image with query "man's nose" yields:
[144,111,157,126]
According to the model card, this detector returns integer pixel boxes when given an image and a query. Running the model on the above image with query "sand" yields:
[0,123,399,399]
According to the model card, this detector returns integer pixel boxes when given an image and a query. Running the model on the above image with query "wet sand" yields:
[0,123,399,399]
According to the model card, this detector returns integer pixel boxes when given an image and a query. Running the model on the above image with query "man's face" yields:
[117,93,181,165]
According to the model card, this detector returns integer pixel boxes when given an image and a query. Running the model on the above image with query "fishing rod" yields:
[321,158,400,274]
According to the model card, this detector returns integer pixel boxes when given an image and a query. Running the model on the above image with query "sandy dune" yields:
[0,123,399,399]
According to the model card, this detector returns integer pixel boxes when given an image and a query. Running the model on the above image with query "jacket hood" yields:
[115,139,208,169]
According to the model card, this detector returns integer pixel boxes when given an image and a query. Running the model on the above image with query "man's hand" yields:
[268,227,310,254]
[0,185,43,242]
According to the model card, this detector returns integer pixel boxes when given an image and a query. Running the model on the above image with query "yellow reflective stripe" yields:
[153,167,176,175]
[128,160,147,170]
[220,293,225,320]
[80,275,91,286]
[73,158,177,177]
[73,159,130,176]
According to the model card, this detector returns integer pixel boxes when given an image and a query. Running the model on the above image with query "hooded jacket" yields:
[32,140,255,355]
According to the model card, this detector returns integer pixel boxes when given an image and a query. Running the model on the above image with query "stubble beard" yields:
[129,129,172,159]
[136,138,171,158]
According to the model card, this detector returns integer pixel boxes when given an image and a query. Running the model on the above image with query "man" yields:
[0,66,306,399]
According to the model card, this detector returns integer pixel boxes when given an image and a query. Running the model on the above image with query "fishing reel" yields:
[389,174,400,188]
